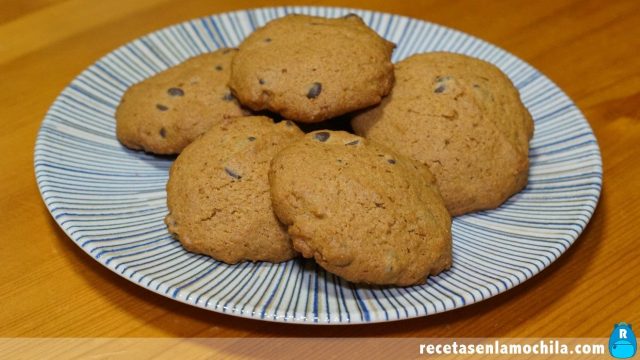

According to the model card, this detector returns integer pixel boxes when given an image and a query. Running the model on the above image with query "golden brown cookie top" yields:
[269,130,451,286]
[116,49,247,154]
[229,14,395,123]
[165,116,303,264]
[352,52,534,215]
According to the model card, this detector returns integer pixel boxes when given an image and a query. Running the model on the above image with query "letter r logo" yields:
[609,322,636,359]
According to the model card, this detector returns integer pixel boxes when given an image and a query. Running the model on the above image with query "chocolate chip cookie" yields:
[269,130,451,286]
[352,52,534,215]
[228,14,395,123]
[165,116,303,264]
[116,49,247,154]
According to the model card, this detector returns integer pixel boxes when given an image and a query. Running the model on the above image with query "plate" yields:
[34,6,602,324]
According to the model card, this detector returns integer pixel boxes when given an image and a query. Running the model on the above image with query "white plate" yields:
[35,6,602,324]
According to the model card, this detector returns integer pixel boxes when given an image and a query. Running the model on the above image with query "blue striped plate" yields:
[34,6,602,324]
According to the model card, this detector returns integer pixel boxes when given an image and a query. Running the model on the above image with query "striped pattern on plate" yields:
[34,6,602,324]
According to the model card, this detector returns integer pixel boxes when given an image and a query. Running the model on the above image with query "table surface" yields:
[1,0,639,338]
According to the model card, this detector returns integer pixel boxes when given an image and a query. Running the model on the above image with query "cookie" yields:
[228,14,395,123]
[269,130,451,286]
[116,49,247,154]
[165,116,303,264]
[352,52,534,216]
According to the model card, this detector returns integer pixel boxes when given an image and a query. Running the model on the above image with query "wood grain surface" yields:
[1,0,639,339]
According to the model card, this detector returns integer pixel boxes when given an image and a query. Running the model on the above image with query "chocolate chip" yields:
[167,87,184,96]
[222,92,235,101]
[307,82,322,99]
[156,104,169,111]
[434,85,446,93]
[345,140,359,146]
[248,136,256,141]
[215,65,223,71]
[314,131,330,142]
[224,167,241,180]
[343,13,359,19]
[285,120,294,127]
[473,84,480,88]
[159,127,167,138]
[259,79,266,85]
[264,38,272,42]
[387,159,396,164]
[222,49,232,54]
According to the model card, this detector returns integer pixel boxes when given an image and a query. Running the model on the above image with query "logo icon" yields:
[609,322,637,359]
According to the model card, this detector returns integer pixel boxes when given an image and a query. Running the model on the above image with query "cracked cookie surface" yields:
[228,14,395,123]
[116,49,247,154]
[352,52,534,215]
[165,116,303,263]
[269,130,451,286]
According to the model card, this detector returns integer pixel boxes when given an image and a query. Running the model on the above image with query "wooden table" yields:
[1,0,639,340]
